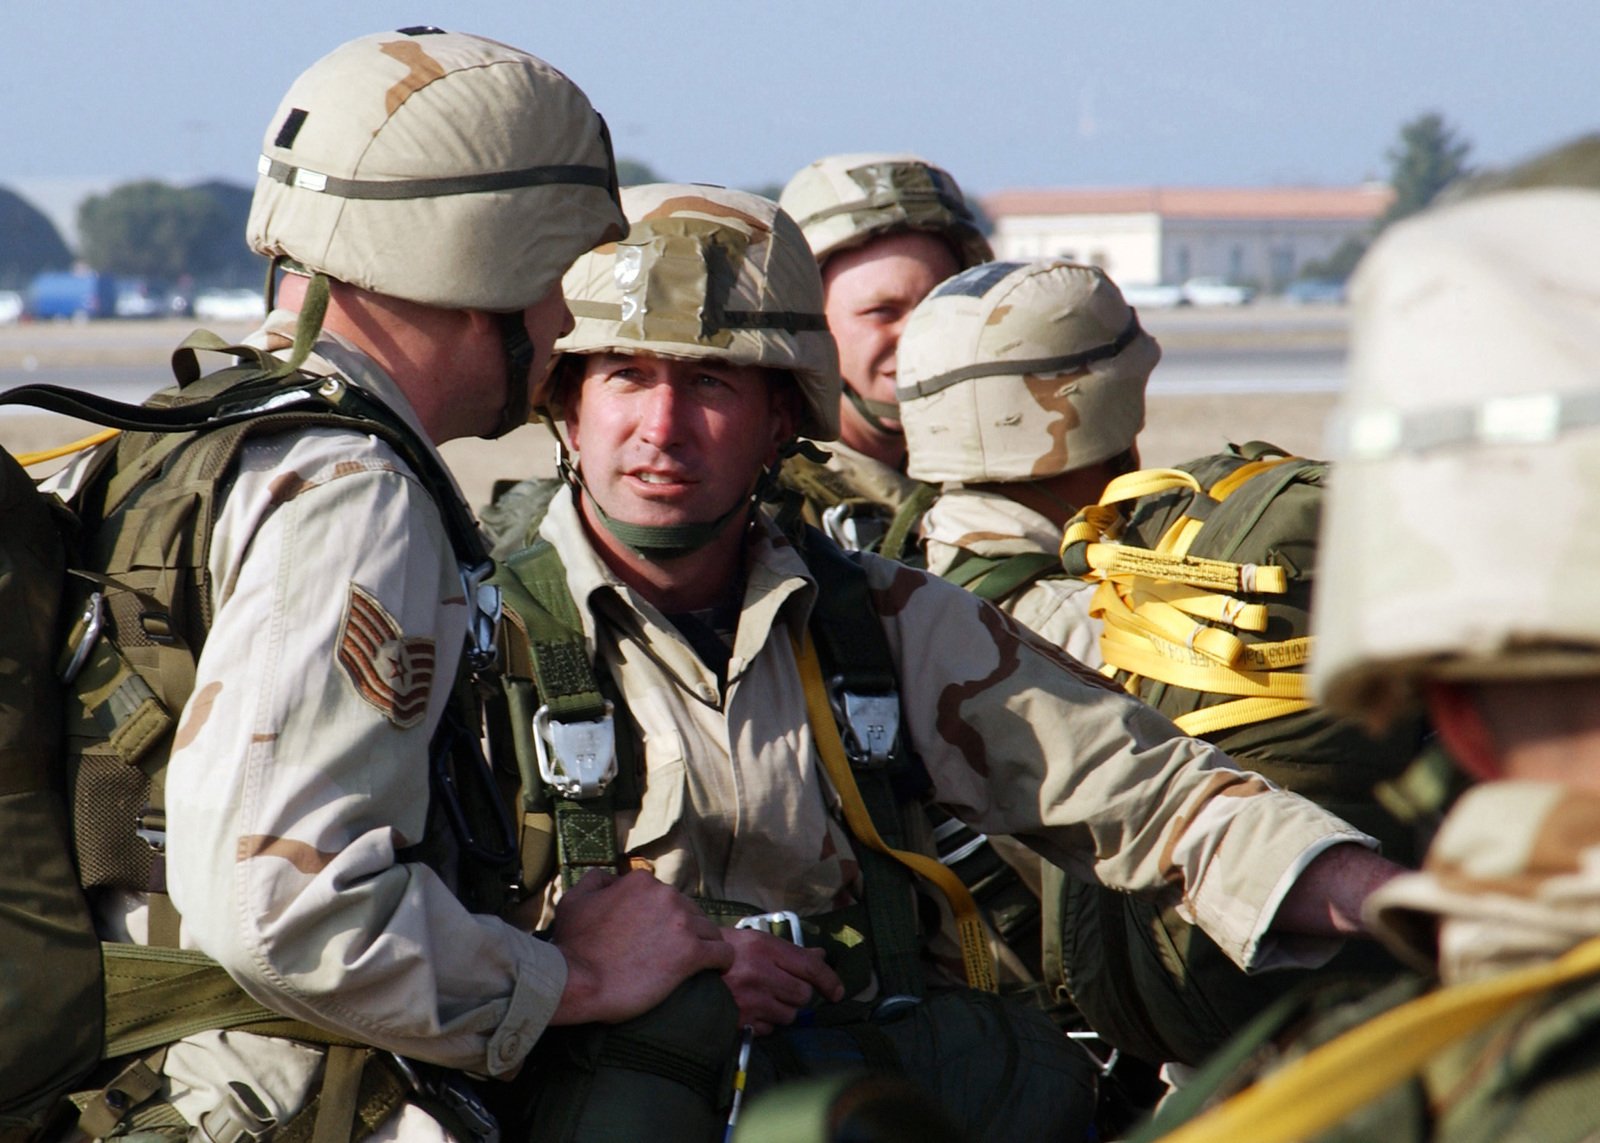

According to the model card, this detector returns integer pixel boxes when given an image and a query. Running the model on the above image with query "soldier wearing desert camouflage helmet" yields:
[34,29,733,1143]
[1141,134,1600,1143]
[775,153,992,550]
[894,258,1158,665]
[493,181,1410,1140]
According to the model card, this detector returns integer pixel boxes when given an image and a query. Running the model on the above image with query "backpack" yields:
[0,334,508,1140]
[1048,441,1429,1068]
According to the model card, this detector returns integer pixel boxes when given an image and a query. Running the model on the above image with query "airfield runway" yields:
[0,304,1345,512]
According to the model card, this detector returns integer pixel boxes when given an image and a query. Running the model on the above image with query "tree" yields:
[615,158,666,187]
[188,180,261,287]
[1379,112,1473,229]
[0,187,72,289]
[77,181,229,285]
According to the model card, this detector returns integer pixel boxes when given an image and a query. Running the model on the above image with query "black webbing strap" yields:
[798,529,927,1000]
[495,541,620,889]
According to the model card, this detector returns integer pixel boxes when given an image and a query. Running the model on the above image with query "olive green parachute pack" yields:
[1049,442,1429,1067]
[0,332,505,1142]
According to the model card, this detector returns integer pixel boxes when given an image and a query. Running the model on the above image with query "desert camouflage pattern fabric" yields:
[1326,783,1600,1141]
[536,485,1372,985]
[544,183,841,440]
[778,152,993,269]
[1368,782,1600,986]
[896,259,1159,483]
[921,486,1101,666]
[247,28,626,311]
[1314,187,1600,717]
[87,313,567,1135]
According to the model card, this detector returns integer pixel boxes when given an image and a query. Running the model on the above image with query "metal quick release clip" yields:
[533,702,618,798]
[460,559,501,674]
[827,677,901,769]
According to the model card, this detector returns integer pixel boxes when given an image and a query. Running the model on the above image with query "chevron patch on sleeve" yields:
[337,583,436,729]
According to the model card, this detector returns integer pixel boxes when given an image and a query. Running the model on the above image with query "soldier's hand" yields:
[721,927,845,1036]
[547,869,734,1025]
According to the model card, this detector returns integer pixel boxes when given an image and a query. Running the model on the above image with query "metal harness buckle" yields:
[533,702,618,798]
[460,560,501,675]
[827,678,901,770]
[735,909,805,947]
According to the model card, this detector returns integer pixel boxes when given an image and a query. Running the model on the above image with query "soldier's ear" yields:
[767,373,802,448]
[1423,682,1501,782]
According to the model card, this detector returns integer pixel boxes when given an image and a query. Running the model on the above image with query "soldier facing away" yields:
[495,181,1406,1140]
[774,153,992,550]
[45,28,731,1143]
[1142,134,1600,1143]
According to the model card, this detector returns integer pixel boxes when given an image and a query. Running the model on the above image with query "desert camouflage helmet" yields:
[247,27,626,312]
[1313,141,1600,720]
[543,183,842,440]
[778,152,993,270]
[895,259,1160,483]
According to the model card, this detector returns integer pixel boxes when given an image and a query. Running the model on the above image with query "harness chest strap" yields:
[790,628,997,994]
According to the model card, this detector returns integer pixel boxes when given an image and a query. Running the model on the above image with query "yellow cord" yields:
[17,427,121,467]
[791,629,998,993]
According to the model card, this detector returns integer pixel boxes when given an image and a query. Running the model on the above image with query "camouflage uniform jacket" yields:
[1320,781,1600,1141]
[537,486,1371,983]
[782,439,923,551]
[921,486,1101,668]
[90,312,566,1136]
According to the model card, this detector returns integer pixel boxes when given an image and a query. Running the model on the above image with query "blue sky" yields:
[6,1,1597,238]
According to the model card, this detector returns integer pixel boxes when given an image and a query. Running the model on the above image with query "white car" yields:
[0,290,22,325]
[1118,282,1186,309]
[1181,277,1256,306]
[193,288,266,323]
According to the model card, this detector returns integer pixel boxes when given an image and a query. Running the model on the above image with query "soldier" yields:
[1141,137,1600,1142]
[775,153,992,549]
[894,258,1157,665]
[501,181,1406,1139]
[56,29,731,1143]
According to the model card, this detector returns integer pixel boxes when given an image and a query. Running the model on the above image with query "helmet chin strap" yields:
[557,439,767,562]
[487,310,537,440]
[844,383,904,438]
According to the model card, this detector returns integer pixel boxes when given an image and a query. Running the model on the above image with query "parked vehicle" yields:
[192,287,266,323]
[1281,277,1348,305]
[26,270,115,321]
[0,290,23,325]
[1119,282,1187,309]
[1181,277,1256,307]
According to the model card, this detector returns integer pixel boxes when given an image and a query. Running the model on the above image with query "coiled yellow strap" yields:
[791,629,998,993]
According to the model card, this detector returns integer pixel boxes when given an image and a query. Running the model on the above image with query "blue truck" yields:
[26,270,118,320]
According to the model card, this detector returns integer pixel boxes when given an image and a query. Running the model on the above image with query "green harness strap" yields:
[494,540,626,891]
[494,529,928,999]
[940,548,1062,604]
[876,481,937,563]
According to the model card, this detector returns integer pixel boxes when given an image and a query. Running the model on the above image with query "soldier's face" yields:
[566,353,796,529]
[822,231,960,440]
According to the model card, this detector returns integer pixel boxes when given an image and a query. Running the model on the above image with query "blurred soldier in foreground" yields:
[1141,135,1600,1143]
[775,153,992,549]
[493,181,1406,1140]
[38,29,731,1143]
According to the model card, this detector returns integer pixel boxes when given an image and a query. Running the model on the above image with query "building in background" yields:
[981,185,1391,295]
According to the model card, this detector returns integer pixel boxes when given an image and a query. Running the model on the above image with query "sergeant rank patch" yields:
[337,583,435,728]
